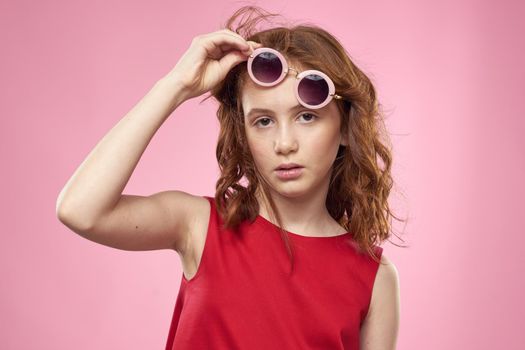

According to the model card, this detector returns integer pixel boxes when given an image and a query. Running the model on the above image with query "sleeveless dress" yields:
[165,195,383,350]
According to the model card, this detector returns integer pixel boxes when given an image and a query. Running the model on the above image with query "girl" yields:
[57,6,400,350]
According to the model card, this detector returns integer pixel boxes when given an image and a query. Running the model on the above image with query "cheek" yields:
[306,130,342,169]
[311,125,341,151]
[245,132,271,167]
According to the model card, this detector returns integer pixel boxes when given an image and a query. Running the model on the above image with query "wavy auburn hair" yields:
[201,6,406,270]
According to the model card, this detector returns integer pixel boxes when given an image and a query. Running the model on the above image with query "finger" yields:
[202,31,251,54]
[218,43,239,54]
[213,29,262,52]
[218,29,249,43]
[218,50,249,74]
[206,29,251,50]
[247,40,263,48]
[239,41,264,56]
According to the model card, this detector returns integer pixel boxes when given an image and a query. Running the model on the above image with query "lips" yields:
[275,166,304,180]
[276,163,303,170]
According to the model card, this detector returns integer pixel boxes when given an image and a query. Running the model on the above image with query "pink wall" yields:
[1,0,524,349]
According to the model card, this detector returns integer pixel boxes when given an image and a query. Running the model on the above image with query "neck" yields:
[256,187,341,236]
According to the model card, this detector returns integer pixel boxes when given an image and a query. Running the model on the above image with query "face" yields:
[241,69,348,200]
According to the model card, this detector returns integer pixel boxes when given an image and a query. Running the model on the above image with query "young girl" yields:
[57,6,400,350]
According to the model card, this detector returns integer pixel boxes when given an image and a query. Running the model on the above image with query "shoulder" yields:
[157,190,211,254]
[176,193,212,232]
[372,253,400,312]
[159,190,211,225]
[360,252,400,349]
[375,253,399,289]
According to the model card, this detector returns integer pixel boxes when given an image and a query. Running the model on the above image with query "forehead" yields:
[240,75,297,113]
[240,71,337,119]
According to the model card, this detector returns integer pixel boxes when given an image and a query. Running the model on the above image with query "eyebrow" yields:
[244,104,304,119]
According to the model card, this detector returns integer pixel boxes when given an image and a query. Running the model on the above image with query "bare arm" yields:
[360,254,401,350]
[56,30,261,254]
[56,76,190,251]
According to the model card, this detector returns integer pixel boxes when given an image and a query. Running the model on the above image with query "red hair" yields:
[200,6,407,270]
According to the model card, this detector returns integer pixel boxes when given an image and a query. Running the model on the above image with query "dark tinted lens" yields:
[297,74,329,105]
[251,52,283,83]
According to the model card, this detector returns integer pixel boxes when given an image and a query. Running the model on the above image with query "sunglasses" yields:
[247,47,346,110]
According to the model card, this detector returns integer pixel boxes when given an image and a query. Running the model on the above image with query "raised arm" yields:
[56,30,261,254]
[55,76,192,252]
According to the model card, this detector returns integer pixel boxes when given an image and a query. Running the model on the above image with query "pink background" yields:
[1,0,524,349]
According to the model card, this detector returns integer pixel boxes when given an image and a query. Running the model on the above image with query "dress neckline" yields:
[255,213,353,239]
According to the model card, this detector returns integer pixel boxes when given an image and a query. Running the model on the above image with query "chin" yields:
[269,181,312,199]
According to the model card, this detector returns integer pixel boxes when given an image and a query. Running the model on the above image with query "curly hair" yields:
[200,5,406,271]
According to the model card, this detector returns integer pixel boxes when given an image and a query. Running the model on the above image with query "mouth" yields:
[275,163,303,170]
[276,166,303,170]
[274,165,304,180]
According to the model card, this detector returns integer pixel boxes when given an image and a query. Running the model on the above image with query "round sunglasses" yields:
[247,47,346,109]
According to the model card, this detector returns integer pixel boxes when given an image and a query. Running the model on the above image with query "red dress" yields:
[165,196,383,350]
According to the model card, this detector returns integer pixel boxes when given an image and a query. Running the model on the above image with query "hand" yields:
[165,29,262,101]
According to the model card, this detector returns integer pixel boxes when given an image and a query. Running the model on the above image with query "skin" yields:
[241,66,400,349]
[360,254,401,349]
[241,68,349,237]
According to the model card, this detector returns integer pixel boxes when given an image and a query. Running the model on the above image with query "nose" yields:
[273,123,298,155]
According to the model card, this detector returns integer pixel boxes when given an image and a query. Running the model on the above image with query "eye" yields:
[254,117,273,127]
[298,113,317,123]
[253,112,318,128]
